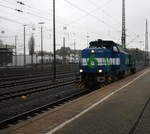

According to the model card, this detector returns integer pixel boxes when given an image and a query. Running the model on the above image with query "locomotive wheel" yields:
[118,71,125,79]
[100,83,106,88]
[107,76,113,83]
[130,68,136,74]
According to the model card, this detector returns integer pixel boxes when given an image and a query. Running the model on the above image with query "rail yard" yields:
[0,0,150,134]
[0,66,149,134]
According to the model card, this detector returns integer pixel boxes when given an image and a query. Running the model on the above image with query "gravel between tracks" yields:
[0,84,87,122]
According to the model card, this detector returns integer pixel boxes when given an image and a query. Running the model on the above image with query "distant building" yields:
[0,44,14,66]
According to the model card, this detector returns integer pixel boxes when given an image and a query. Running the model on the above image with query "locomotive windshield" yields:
[89,39,117,50]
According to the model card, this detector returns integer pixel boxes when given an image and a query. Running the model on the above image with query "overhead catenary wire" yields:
[100,10,121,25]
[1,0,52,18]
[0,1,107,39]
[0,16,24,25]
[14,0,77,27]
[67,0,114,25]
[63,0,120,31]
[0,14,71,39]
[0,3,51,21]
[87,0,121,25]
[0,4,66,29]
[16,0,53,17]
[87,0,121,24]
[0,3,15,10]
[0,15,50,36]
[15,0,52,11]
[1,0,17,6]
[15,0,72,26]
[11,1,72,26]
[86,0,142,47]
[14,0,100,32]
[1,0,122,47]
[16,0,120,32]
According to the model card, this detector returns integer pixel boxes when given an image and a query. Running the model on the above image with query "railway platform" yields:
[1,68,150,134]
[47,68,150,134]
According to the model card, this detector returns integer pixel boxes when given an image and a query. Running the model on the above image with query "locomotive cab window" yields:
[113,46,119,53]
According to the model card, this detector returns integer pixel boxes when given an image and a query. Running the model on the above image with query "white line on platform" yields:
[46,70,149,134]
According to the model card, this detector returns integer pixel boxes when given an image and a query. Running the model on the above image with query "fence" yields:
[11,55,51,66]
[1,54,79,67]
[0,54,80,75]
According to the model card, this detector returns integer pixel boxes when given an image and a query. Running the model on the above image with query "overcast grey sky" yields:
[0,0,149,54]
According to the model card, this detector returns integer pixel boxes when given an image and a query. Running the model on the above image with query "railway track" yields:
[0,77,75,101]
[0,84,90,128]
[0,72,75,88]
[0,65,145,128]
[0,64,78,78]
[0,69,76,81]
[0,65,145,102]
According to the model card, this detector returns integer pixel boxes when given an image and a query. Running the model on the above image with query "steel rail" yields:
[0,71,75,82]
[0,87,89,127]
[0,78,75,102]
[0,72,75,88]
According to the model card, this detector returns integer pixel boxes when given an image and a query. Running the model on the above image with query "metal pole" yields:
[74,39,76,63]
[145,19,148,66]
[41,25,44,70]
[49,53,51,63]
[36,53,38,64]
[38,22,44,70]
[121,0,126,49]
[5,45,7,67]
[63,37,65,64]
[15,35,17,66]
[53,0,56,80]
[147,20,149,66]
[86,33,89,48]
[63,26,67,64]
[23,25,26,66]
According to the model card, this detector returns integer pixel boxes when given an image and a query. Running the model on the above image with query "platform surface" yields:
[49,68,150,134]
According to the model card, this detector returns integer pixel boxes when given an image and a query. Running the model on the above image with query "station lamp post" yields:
[86,33,90,48]
[15,35,17,66]
[38,22,45,70]
[73,33,76,64]
[145,19,149,66]
[23,25,26,66]
[0,30,5,67]
[53,0,56,80]
[63,26,67,64]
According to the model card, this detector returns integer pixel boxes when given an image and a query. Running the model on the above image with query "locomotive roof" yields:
[89,39,118,48]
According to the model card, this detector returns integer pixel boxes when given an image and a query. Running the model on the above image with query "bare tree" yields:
[28,35,35,65]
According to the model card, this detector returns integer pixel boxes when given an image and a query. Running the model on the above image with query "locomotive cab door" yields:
[112,45,120,68]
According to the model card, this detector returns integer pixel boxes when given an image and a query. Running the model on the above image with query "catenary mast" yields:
[145,19,149,66]
[121,0,126,49]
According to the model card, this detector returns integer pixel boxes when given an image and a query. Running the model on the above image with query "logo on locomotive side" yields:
[82,57,120,66]
[87,55,98,68]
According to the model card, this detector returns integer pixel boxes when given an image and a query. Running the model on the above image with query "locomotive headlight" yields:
[98,69,103,73]
[91,50,95,53]
[80,69,83,73]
